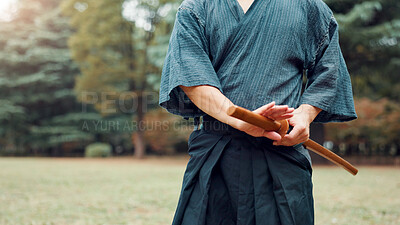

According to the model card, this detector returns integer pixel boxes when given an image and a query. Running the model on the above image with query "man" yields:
[159,0,357,224]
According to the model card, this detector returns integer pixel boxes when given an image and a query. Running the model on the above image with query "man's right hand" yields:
[234,102,294,141]
[179,85,293,141]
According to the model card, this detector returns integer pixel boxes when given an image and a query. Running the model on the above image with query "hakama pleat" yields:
[172,120,314,225]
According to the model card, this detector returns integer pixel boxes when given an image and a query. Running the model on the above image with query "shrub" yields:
[325,98,400,156]
[133,109,191,155]
[84,143,112,158]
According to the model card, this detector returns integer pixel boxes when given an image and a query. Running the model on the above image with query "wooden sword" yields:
[227,105,358,175]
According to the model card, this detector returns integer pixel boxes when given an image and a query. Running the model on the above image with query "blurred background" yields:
[0,0,399,224]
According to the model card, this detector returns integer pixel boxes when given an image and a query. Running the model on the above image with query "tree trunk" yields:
[131,31,152,159]
[133,92,146,158]
[133,132,145,158]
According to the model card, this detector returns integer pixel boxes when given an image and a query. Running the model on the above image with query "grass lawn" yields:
[0,157,399,225]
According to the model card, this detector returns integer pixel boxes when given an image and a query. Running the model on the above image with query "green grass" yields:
[0,157,399,225]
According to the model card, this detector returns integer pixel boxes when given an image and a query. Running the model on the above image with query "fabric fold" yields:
[173,131,231,225]
[264,144,314,225]
[172,126,314,225]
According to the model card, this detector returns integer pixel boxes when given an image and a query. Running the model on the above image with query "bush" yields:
[325,98,400,156]
[84,143,112,158]
[135,109,191,155]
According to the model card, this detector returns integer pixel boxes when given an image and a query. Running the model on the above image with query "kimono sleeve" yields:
[158,8,223,118]
[300,17,357,123]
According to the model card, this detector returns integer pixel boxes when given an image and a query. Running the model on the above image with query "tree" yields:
[0,0,98,156]
[325,0,400,101]
[325,98,400,156]
[323,0,400,156]
[61,0,179,158]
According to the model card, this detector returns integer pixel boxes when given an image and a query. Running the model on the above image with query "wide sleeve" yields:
[158,7,223,118]
[300,16,357,123]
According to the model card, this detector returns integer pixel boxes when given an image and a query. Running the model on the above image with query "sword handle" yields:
[227,105,289,137]
[227,105,358,176]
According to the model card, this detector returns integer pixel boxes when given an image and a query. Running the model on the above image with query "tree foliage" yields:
[0,0,398,157]
[326,98,400,156]
[325,0,400,100]
[0,0,97,155]
[61,0,180,157]
[321,0,400,155]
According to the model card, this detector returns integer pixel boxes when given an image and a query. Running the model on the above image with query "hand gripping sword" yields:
[227,105,358,175]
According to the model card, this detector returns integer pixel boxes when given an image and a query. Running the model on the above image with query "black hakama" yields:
[172,117,314,225]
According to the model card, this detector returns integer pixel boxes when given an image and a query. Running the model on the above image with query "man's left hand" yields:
[273,104,322,146]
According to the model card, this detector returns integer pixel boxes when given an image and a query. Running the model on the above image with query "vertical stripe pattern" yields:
[159,0,357,122]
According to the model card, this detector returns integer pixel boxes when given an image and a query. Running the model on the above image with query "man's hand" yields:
[273,104,322,146]
[235,102,294,141]
[179,85,304,143]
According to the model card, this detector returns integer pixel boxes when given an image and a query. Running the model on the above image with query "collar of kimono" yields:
[228,105,358,176]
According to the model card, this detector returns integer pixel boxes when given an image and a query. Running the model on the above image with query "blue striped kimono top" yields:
[159,0,357,123]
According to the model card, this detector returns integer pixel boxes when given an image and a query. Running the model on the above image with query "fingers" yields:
[263,131,282,141]
[273,113,294,121]
[273,123,309,146]
[262,105,294,121]
[252,102,300,143]
[253,101,275,114]
[254,102,295,120]
[262,105,287,116]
